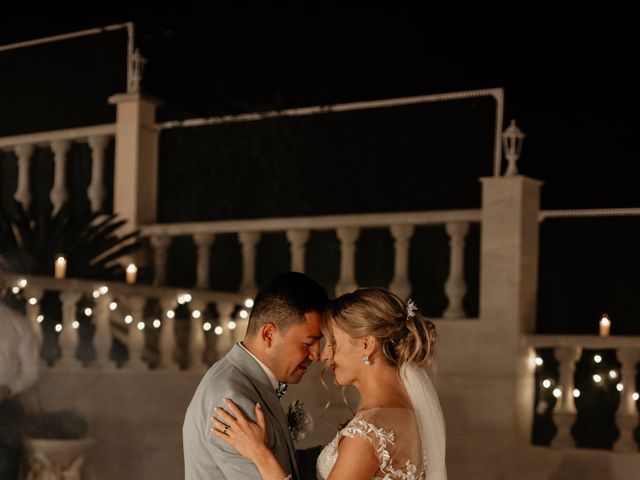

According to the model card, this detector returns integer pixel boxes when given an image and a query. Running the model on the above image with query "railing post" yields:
[126,295,147,370]
[194,234,215,289]
[108,93,159,230]
[238,232,261,297]
[150,235,171,286]
[87,135,110,213]
[14,144,34,210]
[286,229,310,273]
[50,140,71,214]
[93,292,114,369]
[335,227,360,296]
[443,221,470,319]
[551,346,581,448]
[23,285,44,347]
[614,347,640,451]
[158,297,178,370]
[57,291,82,369]
[389,225,414,300]
[188,299,207,371]
[216,301,236,358]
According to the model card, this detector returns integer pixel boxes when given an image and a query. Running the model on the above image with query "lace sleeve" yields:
[339,416,396,473]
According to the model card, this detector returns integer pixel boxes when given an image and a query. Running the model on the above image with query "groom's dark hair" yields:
[245,272,329,336]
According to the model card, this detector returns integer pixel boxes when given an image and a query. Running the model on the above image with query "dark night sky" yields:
[2,6,639,333]
[1,5,638,208]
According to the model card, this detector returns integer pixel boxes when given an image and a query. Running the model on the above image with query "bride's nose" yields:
[320,344,332,362]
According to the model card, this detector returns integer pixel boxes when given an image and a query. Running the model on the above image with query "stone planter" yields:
[23,437,94,480]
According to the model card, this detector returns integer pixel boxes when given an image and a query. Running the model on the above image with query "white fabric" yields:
[316,408,425,479]
[238,342,279,390]
[400,364,447,480]
[0,302,39,396]
[316,364,446,480]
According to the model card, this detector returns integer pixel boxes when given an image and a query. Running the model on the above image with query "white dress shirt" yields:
[238,342,279,391]
[0,302,39,397]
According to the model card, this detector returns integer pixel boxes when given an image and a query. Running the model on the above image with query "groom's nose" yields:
[307,342,320,362]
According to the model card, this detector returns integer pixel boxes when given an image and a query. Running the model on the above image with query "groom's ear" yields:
[261,322,277,348]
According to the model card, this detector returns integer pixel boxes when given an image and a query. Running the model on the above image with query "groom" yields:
[183,272,328,479]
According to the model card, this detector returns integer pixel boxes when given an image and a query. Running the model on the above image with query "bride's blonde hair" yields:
[327,288,437,368]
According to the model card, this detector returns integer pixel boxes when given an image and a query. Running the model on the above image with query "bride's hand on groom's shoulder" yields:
[211,398,268,463]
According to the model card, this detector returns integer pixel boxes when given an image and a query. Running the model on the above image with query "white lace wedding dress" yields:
[316,407,425,480]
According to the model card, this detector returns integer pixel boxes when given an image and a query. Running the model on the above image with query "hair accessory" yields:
[362,354,371,365]
[406,298,418,320]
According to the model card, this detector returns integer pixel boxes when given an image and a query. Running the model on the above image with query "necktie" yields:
[275,382,288,399]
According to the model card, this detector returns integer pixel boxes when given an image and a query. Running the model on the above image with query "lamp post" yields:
[502,119,525,176]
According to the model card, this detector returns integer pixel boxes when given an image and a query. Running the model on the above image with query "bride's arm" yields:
[211,398,288,480]
[327,436,379,480]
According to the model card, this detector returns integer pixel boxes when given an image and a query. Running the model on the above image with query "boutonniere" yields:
[287,400,313,442]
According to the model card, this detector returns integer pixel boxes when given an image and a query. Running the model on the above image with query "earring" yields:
[362,354,371,366]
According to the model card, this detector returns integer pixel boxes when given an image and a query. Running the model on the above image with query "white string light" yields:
[633,392,640,402]
[92,290,100,299]
[535,357,544,367]
[166,310,175,319]
[36,315,44,323]
[609,370,618,379]
[28,298,38,305]
[192,310,201,319]
[11,286,20,294]
[98,285,109,295]
[617,383,624,392]
[593,374,603,383]
[124,315,133,325]
[84,307,93,316]
[109,302,118,311]
[228,320,237,330]
[214,326,224,335]
[72,321,80,329]
[573,389,581,398]
[203,322,212,332]
[18,279,27,288]
[54,323,62,333]
[594,355,602,364]
[542,379,552,389]
[137,321,145,331]
[152,319,161,329]
[239,310,249,319]
[552,388,562,398]
[244,298,254,308]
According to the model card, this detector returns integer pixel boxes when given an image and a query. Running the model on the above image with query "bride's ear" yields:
[362,336,378,356]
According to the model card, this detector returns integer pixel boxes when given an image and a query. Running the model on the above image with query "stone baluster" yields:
[57,291,82,369]
[614,347,640,451]
[286,229,310,273]
[194,234,215,289]
[93,292,114,369]
[150,235,171,286]
[217,301,236,358]
[158,297,178,370]
[23,285,44,347]
[239,232,261,297]
[87,135,110,213]
[443,222,470,319]
[14,144,34,209]
[50,140,71,214]
[335,227,360,296]
[389,225,414,300]
[551,346,581,448]
[126,296,147,370]
[188,299,207,371]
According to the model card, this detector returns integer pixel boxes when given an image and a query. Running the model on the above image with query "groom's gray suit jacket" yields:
[183,343,300,479]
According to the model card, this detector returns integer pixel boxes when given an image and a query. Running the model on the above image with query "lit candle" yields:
[599,314,611,337]
[126,263,138,284]
[54,255,67,279]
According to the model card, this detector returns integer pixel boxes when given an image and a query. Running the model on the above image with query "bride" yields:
[211,288,447,480]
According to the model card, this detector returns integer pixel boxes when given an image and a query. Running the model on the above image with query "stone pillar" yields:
[335,227,360,296]
[194,234,215,289]
[551,346,581,448]
[87,135,111,213]
[50,140,71,214]
[108,93,159,230]
[286,229,310,273]
[443,222,470,319]
[389,225,414,300]
[238,232,261,297]
[14,144,34,210]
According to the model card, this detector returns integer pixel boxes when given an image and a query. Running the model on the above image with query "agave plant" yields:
[0,201,140,279]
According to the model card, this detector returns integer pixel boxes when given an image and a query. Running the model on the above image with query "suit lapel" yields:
[227,344,301,479]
